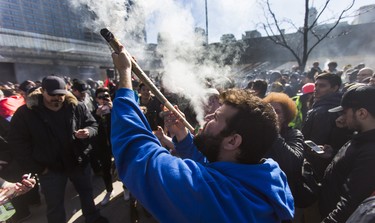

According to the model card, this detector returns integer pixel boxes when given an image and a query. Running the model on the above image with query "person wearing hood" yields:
[111,49,294,223]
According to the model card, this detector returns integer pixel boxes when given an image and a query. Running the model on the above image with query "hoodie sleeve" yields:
[172,133,207,164]
[111,88,205,222]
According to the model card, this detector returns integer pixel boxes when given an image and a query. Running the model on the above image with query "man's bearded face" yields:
[193,123,225,163]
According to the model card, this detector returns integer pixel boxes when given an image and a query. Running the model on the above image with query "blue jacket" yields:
[111,88,294,223]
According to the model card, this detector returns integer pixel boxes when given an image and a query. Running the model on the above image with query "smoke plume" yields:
[67,0,255,125]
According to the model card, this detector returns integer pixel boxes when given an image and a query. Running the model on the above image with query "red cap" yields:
[301,83,315,94]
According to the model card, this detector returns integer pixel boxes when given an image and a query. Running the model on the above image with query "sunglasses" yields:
[48,93,65,97]
[97,95,110,100]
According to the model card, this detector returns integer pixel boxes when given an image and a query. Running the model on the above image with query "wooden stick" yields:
[100,28,195,132]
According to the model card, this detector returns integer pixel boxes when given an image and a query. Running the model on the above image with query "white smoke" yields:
[68,0,127,36]
[67,0,256,125]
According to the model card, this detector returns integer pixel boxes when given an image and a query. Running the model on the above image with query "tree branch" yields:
[307,0,355,56]
[308,0,331,29]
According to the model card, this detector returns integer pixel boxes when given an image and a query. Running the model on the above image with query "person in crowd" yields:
[0,89,25,136]
[301,71,316,85]
[326,61,338,74]
[72,79,95,113]
[7,76,107,223]
[356,67,374,84]
[71,79,88,101]
[72,79,103,175]
[318,85,375,222]
[369,73,375,87]
[0,134,38,222]
[86,78,99,98]
[263,93,305,209]
[246,79,268,98]
[91,87,129,205]
[0,89,25,122]
[302,73,351,181]
[203,88,221,118]
[345,69,359,84]
[346,192,375,223]
[138,82,163,129]
[0,85,41,222]
[63,76,72,91]
[310,61,322,74]
[0,175,36,205]
[268,71,283,88]
[289,83,315,130]
[270,81,284,93]
[291,65,300,73]
[301,73,352,223]
[287,73,301,97]
[354,63,366,70]
[92,87,114,205]
[110,49,294,222]
[18,80,36,99]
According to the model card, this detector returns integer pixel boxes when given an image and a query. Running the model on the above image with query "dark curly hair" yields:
[218,89,279,164]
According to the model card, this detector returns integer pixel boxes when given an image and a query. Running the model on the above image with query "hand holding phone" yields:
[304,140,324,154]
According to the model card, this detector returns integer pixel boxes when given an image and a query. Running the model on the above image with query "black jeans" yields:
[39,165,100,223]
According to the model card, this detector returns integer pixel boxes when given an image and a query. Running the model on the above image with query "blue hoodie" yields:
[111,88,294,223]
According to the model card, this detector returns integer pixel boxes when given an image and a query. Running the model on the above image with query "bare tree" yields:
[260,0,356,71]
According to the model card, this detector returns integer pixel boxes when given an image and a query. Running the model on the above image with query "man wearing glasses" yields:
[7,76,108,223]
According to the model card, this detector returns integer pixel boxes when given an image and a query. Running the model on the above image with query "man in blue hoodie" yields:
[110,48,294,223]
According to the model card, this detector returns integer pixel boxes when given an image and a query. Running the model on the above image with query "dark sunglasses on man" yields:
[97,94,110,100]
[48,93,65,97]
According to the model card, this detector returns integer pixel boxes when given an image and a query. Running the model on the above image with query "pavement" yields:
[21,174,158,223]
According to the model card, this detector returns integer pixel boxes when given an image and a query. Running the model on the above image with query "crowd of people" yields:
[0,56,375,223]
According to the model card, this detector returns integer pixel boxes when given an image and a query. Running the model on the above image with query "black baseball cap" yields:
[42,76,68,95]
[329,85,375,113]
[72,80,89,93]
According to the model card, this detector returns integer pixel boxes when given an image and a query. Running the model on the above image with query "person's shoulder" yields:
[347,195,375,223]
[73,101,89,113]
[285,127,303,137]
[13,103,29,114]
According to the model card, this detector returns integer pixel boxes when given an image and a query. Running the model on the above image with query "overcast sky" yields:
[144,0,373,44]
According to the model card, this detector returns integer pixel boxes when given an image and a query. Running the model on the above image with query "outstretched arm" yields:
[111,47,133,90]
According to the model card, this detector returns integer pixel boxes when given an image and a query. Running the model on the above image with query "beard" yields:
[193,132,225,163]
[48,98,63,108]
[51,100,63,108]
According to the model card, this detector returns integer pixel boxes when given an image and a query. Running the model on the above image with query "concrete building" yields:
[0,0,146,83]
[352,4,375,25]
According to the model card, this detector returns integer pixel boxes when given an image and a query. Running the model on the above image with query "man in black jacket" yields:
[7,76,107,223]
[302,73,351,181]
[320,85,375,222]
[301,73,352,223]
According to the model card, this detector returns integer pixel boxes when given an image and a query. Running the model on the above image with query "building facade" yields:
[0,0,146,83]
